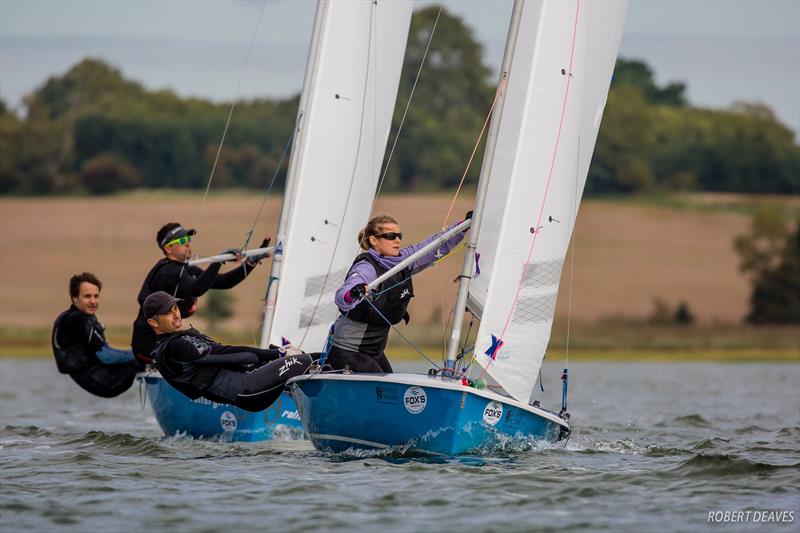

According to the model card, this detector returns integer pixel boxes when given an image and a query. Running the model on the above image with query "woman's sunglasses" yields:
[376,232,402,241]
[166,236,192,247]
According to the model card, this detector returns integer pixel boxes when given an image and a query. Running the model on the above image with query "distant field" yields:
[1,192,797,347]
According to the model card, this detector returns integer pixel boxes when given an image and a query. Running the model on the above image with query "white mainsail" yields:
[262,0,413,350]
[468,0,627,402]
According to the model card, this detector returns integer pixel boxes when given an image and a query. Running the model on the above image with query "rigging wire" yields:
[373,3,444,199]
[362,298,441,370]
[169,1,267,298]
[193,1,267,234]
[240,126,297,252]
[478,0,582,380]
[564,136,581,369]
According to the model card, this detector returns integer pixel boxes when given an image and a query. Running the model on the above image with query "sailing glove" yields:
[219,248,242,264]
[463,211,473,232]
[348,283,368,301]
[246,237,272,267]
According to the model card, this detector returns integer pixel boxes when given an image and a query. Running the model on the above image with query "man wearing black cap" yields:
[130,222,269,362]
[144,291,313,411]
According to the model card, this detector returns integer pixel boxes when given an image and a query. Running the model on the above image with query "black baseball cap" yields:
[143,291,182,319]
[158,224,197,248]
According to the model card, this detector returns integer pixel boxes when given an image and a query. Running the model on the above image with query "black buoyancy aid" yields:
[344,253,414,326]
[137,259,198,317]
[52,308,104,374]
[153,328,220,400]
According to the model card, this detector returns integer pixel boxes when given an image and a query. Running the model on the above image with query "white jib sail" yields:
[266,0,413,351]
[468,0,627,402]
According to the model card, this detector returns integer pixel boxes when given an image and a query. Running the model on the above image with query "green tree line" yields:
[1,7,797,196]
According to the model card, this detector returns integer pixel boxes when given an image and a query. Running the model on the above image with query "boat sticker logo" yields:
[220,411,238,432]
[375,385,399,404]
[404,386,427,414]
[281,409,301,421]
[483,401,503,426]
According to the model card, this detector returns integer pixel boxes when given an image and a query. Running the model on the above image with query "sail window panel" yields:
[521,259,564,289]
[299,302,340,329]
[303,268,349,298]
[511,292,558,325]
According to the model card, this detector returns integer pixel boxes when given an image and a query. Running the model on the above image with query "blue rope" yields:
[317,325,335,367]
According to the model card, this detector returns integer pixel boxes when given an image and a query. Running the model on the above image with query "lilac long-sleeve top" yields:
[335,221,466,312]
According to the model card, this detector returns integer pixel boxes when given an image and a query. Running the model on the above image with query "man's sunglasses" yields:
[165,236,192,247]
[376,232,402,241]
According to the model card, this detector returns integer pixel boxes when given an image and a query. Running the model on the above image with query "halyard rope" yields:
[440,75,508,231]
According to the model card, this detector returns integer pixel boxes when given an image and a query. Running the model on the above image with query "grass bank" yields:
[4,322,797,362]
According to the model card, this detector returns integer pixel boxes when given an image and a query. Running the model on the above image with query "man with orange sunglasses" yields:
[130,222,269,363]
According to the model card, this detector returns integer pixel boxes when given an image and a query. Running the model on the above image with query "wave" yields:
[654,414,713,428]
[734,424,770,434]
[60,430,167,456]
[689,437,731,451]
[673,453,800,477]
[1,425,56,439]
[775,427,800,438]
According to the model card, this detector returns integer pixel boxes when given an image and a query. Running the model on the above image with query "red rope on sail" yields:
[479,0,581,378]
[441,75,508,230]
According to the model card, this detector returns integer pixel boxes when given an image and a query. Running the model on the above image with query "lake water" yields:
[1,357,798,532]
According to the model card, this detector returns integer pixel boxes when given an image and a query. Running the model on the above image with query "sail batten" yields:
[469,0,628,402]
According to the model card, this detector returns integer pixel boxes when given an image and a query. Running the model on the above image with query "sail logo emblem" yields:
[403,386,427,414]
[220,411,238,432]
[483,401,503,426]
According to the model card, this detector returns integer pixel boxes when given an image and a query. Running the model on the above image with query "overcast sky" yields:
[1,0,798,133]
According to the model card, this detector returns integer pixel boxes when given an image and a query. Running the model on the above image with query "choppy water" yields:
[1,357,798,532]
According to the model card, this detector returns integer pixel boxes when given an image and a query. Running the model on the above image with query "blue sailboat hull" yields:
[137,373,303,442]
[289,373,569,455]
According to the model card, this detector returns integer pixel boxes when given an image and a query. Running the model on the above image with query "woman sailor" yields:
[329,212,470,373]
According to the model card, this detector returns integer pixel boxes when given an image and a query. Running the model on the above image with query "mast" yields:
[259,1,329,348]
[443,0,525,368]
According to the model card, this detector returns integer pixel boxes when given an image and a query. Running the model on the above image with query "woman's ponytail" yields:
[358,214,398,250]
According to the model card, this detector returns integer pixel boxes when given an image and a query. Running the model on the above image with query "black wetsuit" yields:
[153,328,314,412]
[131,259,254,361]
[327,253,413,373]
[52,306,140,398]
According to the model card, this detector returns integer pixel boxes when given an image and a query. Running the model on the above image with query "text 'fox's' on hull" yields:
[137,372,303,442]
[289,373,570,456]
